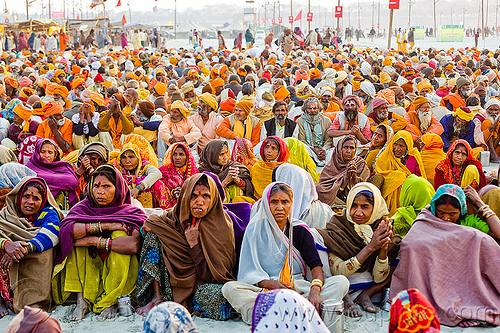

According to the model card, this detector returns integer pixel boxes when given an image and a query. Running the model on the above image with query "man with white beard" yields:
[404,96,444,146]
[473,98,500,162]
[439,106,476,151]
[189,92,223,153]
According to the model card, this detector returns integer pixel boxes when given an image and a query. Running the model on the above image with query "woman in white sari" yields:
[273,163,333,228]
[222,182,349,324]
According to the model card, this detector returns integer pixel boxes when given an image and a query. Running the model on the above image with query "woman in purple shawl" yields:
[25,139,79,210]
[52,164,147,321]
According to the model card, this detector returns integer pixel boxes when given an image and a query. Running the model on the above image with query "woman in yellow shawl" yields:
[420,133,446,186]
[284,137,320,183]
[112,143,164,208]
[374,130,426,216]
[250,136,290,199]
[364,124,393,173]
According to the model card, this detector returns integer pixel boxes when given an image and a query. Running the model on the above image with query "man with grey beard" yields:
[404,96,444,146]
[328,95,372,154]
[439,106,476,151]
[473,98,500,162]
[367,97,407,133]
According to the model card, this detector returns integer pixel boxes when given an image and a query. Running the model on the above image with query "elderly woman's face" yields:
[92,174,116,206]
[172,146,187,168]
[120,150,139,171]
[269,189,292,227]
[40,143,57,163]
[190,184,211,218]
[393,138,407,158]
[264,140,280,162]
[451,144,467,167]
[342,139,356,161]
[435,203,460,223]
[217,146,229,166]
[20,186,43,216]
[88,153,104,169]
[349,193,374,225]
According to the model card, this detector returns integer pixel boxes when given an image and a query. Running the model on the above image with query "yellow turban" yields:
[382,57,392,66]
[53,85,69,98]
[90,92,104,107]
[379,72,391,84]
[170,100,190,118]
[19,87,34,100]
[13,103,33,132]
[154,82,167,96]
[274,86,290,101]
[454,107,474,122]
[412,96,430,110]
[416,80,434,94]
[235,100,253,116]
[199,92,218,110]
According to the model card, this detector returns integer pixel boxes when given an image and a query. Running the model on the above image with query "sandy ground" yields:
[0,304,499,332]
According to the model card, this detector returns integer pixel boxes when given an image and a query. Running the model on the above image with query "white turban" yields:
[360,81,376,98]
[484,98,500,111]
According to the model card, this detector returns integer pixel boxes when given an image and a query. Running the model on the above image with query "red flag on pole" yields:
[122,14,127,24]
[116,0,121,7]
[289,16,293,23]
[294,10,302,22]
[389,0,400,9]
[306,12,313,22]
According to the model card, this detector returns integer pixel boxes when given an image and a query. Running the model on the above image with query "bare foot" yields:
[355,290,380,314]
[0,298,9,318]
[99,305,118,320]
[69,295,88,321]
[458,320,488,328]
[343,294,362,318]
[136,300,160,317]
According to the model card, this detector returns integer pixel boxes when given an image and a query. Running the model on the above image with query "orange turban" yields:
[412,96,430,111]
[376,88,396,105]
[235,100,253,115]
[310,68,321,79]
[274,86,290,101]
[53,85,69,98]
[211,78,224,88]
[71,78,85,90]
[90,92,104,107]
[41,101,64,116]
[13,103,33,131]
[4,77,18,89]
[154,82,167,96]
[71,65,81,75]
[220,98,236,113]
[45,83,57,96]
[416,80,433,94]
[18,87,35,100]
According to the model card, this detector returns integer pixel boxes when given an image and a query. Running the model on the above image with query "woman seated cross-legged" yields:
[52,165,147,320]
[0,177,63,315]
[222,182,349,324]
[136,173,235,321]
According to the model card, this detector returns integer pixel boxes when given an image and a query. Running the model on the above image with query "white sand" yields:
[0,305,499,332]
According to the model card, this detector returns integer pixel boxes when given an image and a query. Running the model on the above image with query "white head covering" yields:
[346,182,389,244]
[484,97,500,111]
[360,62,372,76]
[360,80,376,98]
[238,182,307,284]
[143,302,198,333]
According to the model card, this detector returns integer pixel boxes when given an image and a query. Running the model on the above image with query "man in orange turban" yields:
[53,85,71,109]
[4,77,18,101]
[36,101,74,155]
[216,100,261,146]
[9,103,39,145]
[404,96,444,142]
[274,86,291,104]
[211,78,225,96]
[69,78,86,100]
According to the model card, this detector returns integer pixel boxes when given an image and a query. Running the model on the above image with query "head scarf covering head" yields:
[90,91,104,106]
[274,86,290,101]
[260,136,290,163]
[421,133,444,150]
[4,306,62,333]
[376,88,396,105]
[41,101,63,116]
[412,96,430,111]
[143,302,198,333]
[389,289,440,333]
[453,106,474,121]
[13,103,33,132]
[346,182,389,244]
[484,97,500,110]
[199,92,218,110]
[235,100,253,116]
[77,142,109,168]
[360,80,376,98]
[170,100,190,118]
[154,82,167,96]
[4,76,19,89]
[53,85,69,98]
[430,184,467,217]
[416,80,433,94]
[71,78,85,90]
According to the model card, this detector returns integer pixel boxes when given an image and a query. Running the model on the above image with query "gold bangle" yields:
[377,256,388,263]
[90,223,100,235]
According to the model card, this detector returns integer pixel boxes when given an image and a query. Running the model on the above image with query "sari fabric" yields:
[316,135,370,206]
[231,138,257,170]
[364,124,394,173]
[123,134,159,167]
[435,139,486,190]
[392,175,435,237]
[25,139,79,207]
[159,142,199,208]
[420,133,446,186]
[144,174,235,306]
[198,140,254,201]
[374,130,426,216]
[284,137,320,183]
[250,136,290,199]
[18,136,43,165]
[317,182,398,273]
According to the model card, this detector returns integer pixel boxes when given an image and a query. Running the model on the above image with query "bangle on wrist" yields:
[1,239,8,252]
[377,256,388,263]
[135,185,142,192]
